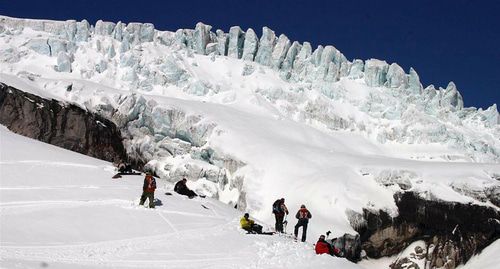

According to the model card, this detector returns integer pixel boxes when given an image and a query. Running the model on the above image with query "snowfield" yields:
[0,126,361,269]
[1,126,498,268]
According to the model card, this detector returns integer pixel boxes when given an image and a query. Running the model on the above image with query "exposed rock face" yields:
[357,192,499,268]
[0,83,126,162]
[328,233,362,262]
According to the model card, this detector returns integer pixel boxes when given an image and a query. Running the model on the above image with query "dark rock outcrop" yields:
[356,192,499,268]
[328,233,362,262]
[0,83,126,162]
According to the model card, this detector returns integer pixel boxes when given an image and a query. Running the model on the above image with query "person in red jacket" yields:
[294,204,312,242]
[315,235,333,255]
[139,171,156,208]
[315,234,342,256]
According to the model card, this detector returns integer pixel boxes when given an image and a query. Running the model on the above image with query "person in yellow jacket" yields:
[240,213,263,234]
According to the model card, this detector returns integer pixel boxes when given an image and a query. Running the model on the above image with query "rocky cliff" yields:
[0,83,126,162]
[357,192,500,268]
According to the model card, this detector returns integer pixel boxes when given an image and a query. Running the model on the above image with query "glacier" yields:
[0,15,499,268]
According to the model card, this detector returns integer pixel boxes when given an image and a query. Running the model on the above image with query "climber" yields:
[315,234,340,255]
[294,204,312,242]
[240,213,263,234]
[117,159,133,174]
[272,198,289,233]
[174,178,198,198]
[139,171,156,208]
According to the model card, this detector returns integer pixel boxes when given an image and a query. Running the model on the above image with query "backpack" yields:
[146,176,156,190]
[297,208,310,219]
[272,200,282,214]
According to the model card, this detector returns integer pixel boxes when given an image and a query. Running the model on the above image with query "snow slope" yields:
[1,125,498,269]
[457,239,500,269]
[0,126,361,268]
[0,16,499,266]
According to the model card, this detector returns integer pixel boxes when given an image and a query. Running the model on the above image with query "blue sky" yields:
[1,0,499,109]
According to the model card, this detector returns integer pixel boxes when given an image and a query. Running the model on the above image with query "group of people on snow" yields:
[132,165,339,258]
[241,198,341,257]
[138,169,201,208]
[271,198,312,242]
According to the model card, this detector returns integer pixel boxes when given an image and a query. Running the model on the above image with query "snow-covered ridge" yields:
[0,15,464,90]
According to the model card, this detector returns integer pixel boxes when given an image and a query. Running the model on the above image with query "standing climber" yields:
[174,178,198,198]
[294,204,312,242]
[272,198,289,233]
[139,171,156,208]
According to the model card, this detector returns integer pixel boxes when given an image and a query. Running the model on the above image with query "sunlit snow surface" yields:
[0,126,361,268]
[1,126,499,268]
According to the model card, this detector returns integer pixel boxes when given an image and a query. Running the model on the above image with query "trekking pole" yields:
[283,215,288,234]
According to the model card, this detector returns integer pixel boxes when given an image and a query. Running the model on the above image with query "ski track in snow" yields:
[0,151,253,268]
[157,211,180,233]
[0,210,236,266]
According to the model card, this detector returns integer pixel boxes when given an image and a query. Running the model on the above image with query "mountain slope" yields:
[0,15,499,268]
[0,126,364,269]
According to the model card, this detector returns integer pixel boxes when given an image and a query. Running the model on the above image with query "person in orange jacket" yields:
[139,171,156,208]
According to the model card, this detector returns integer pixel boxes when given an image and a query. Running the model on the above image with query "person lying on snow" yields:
[315,234,341,256]
[174,178,198,198]
[240,213,263,234]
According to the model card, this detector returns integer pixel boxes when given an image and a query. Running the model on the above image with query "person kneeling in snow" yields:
[174,178,198,198]
[139,171,156,208]
[315,235,340,256]
[240,213,263,234]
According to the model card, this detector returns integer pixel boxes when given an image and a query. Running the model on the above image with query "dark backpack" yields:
[272,200,282,214]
